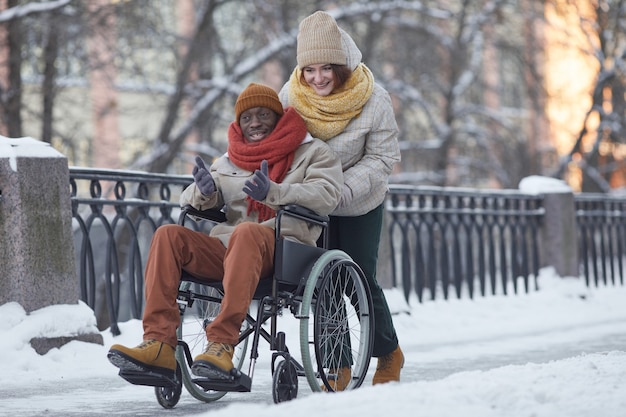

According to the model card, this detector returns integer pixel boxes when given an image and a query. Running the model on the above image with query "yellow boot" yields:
[322,367,352,392]
[107,339,176,379]
[191,341,235,380]
[372,345,404,385]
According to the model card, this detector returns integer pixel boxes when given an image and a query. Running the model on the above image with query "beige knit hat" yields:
[296,11,347,69]
[235,83,284,122]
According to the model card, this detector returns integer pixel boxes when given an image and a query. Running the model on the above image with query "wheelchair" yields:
[119,204,375,408]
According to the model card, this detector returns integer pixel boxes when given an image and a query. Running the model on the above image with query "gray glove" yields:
[243,160,270,201]
[192,156,215,196]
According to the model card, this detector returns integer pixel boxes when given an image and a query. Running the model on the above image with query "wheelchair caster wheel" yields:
[155,365,182,409]
[272,359,298,403]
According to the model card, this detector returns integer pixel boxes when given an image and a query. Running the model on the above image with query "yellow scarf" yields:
[287,63,374,141]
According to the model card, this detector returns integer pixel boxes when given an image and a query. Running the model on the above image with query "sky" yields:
[2,266,626,417]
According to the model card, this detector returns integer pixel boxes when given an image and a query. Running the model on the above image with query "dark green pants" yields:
[328,204,399,357]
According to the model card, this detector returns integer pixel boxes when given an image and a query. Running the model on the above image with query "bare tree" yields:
[1,0,24,137]
[551,0,626,192]
[307,0,545,188]
[0,0,72,137]
[2,0,622,193]
[138,0,538,186]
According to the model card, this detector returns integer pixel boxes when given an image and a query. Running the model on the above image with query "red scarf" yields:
[228,107,307,221]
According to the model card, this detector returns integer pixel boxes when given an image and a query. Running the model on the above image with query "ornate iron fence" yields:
[575,194,626,287]
[385,185,544,303]
[70,167,194,335]
[69,168,625,333]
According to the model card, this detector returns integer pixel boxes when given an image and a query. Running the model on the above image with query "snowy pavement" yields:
[2,269,626,417]
[3,328,625,417]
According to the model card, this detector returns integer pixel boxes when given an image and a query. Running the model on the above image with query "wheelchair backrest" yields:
[274,238,327,289]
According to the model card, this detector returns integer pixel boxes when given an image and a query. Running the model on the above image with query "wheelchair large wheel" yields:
[177,282,249,402]
[299,250,374,392]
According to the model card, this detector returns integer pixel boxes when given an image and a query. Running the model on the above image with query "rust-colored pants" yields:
[142,222,275,348]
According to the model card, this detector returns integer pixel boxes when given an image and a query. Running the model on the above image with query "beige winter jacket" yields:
[180,135,343,247]
[279,29,400,217]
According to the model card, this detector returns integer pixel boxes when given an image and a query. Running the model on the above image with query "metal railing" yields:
[70,167,194,334]
[386,185,544,303]
[69,168,625,332]
[575,194,626,287]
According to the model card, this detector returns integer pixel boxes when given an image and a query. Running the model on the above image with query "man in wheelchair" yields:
[108,83,343,383]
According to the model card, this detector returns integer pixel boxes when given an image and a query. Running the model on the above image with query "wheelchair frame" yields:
[151,204,375,408]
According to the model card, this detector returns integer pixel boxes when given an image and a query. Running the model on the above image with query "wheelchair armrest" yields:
[279,204,329,226]
[178,204,227,226]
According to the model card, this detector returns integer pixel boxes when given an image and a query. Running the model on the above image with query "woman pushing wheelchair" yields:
[107,83,343,383]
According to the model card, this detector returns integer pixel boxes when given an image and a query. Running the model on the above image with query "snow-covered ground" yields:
[2,267,626,417]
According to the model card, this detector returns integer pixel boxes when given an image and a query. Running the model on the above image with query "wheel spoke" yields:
[299,250,374,392]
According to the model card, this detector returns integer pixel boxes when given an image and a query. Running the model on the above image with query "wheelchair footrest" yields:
[192,373,252,392]
[118,369,178,388]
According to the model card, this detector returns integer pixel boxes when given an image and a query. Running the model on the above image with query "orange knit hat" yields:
[234,83,284,122]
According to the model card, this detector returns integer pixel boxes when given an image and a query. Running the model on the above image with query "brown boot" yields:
[372,345,404,385]
[191,341,235,380]
[107,339,176,379]
[321,367,352,392]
